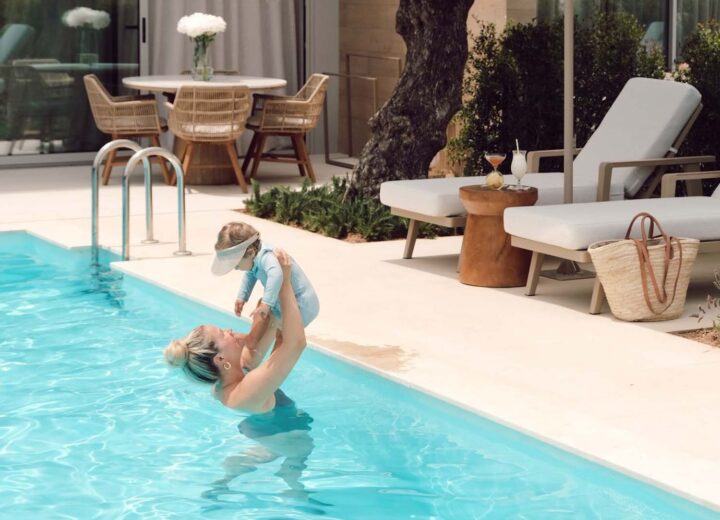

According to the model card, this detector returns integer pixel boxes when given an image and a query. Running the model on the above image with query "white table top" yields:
[122,75,287,93]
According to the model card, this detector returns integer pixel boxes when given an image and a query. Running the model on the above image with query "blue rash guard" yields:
[236,243,319,326]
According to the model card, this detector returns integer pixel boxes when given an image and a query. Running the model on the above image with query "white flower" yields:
[62,7,111,29]
[177,12,226,39]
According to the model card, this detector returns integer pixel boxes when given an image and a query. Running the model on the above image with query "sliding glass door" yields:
[0,0,140,165]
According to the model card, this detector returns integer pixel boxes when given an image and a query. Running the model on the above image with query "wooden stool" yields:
[458,185,538,287]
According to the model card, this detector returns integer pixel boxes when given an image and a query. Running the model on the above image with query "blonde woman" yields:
[164,250,306,413]
[212,222,319,371]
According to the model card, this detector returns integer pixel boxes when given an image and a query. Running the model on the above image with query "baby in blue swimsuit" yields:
[212,222,319,370]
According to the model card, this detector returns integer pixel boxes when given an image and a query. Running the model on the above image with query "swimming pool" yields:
[0,232,717,519]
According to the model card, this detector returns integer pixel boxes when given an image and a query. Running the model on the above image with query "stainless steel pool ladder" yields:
[90,140,191,263]
[124,147,191,261]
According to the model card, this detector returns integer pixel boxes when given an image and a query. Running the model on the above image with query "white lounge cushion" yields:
[379,173,624,218]
[379,176,487,217]
[572,78,701,196]
[504,196,720,250]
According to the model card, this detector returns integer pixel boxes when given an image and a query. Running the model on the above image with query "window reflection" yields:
[0,1,139,157]
[535,0,720,62]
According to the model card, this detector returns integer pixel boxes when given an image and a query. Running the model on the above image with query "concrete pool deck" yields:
[2,161,720,512]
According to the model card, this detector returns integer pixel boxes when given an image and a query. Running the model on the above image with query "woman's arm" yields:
[225,250,307,412]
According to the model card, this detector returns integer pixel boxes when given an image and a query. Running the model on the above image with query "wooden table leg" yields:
[172,137,239,185]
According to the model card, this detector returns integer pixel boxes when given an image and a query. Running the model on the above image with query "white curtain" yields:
[148,0,300,152]
[149,0,298,93]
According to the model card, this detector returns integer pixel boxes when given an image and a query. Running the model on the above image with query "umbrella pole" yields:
[563,0,574,205]
[543,0,595,282]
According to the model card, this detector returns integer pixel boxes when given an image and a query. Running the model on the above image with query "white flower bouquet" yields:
[177,12,227,42]
[62,7,111,30]
[177,12,227,81]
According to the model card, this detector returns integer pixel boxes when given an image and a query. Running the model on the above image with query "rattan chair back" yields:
[259,73,329,133]
[168,85,251,142]
[83,74,162,135]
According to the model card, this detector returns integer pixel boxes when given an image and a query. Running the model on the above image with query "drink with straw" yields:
[511,140,528,189]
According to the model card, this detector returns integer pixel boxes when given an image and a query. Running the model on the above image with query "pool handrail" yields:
[91,140,151,265]
[124,147,191,260]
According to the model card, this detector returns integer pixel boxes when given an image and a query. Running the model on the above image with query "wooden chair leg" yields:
[525,252,545,296]
[589,276,606,314]
[170,141,190,186]
[403,219,420,259]
[290,134,307,177]
[226,141,249,193]
[181,142,194,185]
[296,134,316,183]
[151,135,172,185]
[101,147,117,185]
[249,134,267,180]
[242,132,259,173]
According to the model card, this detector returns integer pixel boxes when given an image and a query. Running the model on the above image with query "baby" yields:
[212,222,319,370]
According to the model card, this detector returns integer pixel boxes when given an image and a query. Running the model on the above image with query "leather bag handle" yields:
[625,212,683,315]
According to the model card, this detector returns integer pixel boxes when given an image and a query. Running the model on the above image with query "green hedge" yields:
[676,21,720,195]
[449,12,665,174]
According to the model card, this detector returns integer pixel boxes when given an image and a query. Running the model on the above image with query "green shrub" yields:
[449,12,665,174]
[244,179,451,242]
[677,21,720,195]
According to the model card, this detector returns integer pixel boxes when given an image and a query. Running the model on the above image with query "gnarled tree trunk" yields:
[349,0,474,199]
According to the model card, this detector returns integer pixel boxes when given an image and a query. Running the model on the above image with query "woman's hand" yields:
[274,249,292,276]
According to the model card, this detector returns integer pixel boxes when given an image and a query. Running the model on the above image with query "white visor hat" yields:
[211,233,259,276]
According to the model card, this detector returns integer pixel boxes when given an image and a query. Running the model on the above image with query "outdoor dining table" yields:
[122,75,287,185]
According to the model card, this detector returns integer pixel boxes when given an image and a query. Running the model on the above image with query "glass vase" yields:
[78,28,98,65]
[192,39,214,81]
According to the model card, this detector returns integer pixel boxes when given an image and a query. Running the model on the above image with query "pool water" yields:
[0,232,718,519]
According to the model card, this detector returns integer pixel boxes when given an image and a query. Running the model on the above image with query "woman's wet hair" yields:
[164,326,220,384]
[215,222,261,258]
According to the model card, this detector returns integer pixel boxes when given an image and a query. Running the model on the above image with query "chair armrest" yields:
[251,93,293,115]
[253,93,292,100]
[660,170,720,197]
[596,155,716,201]
[108,98,163,133]
[112,93,155,103]
[259,99,311,130]
[527,148,582,172]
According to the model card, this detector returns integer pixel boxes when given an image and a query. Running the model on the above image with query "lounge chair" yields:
[504,170,720,313]
[380,78,709,259]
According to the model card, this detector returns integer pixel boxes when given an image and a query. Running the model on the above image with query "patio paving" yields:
[1,158,720,512]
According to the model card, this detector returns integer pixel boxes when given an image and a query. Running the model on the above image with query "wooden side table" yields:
[458,185,538,287]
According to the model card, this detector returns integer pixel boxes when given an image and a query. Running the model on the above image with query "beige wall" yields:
[338,0,405,155]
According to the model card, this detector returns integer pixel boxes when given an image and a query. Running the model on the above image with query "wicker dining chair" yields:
[166,85,251,191]
[242,73,330,183]
[83,74,171,185]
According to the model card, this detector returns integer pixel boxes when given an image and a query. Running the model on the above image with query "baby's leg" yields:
[242,314,278,370]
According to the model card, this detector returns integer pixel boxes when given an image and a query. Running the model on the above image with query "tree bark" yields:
[349,0,474,199]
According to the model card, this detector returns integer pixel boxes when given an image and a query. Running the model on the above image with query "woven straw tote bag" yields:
[588,212,699,321]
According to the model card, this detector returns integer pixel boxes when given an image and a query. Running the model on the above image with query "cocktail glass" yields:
[511,150,527,189]
[485,152,506,174]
